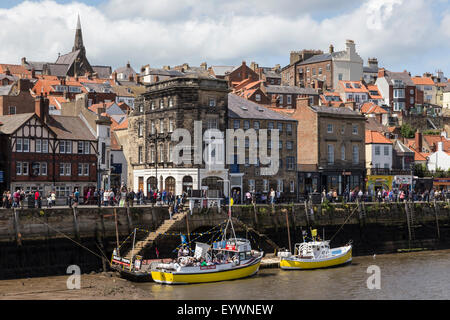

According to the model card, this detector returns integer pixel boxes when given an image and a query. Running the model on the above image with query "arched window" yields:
[165,176,176,193]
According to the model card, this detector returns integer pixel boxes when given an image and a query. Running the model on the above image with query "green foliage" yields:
[422,130,440,135]
[400,123,416,139]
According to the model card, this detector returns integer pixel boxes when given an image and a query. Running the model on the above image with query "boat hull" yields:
[280,246,352,270]
[151,257,262,284]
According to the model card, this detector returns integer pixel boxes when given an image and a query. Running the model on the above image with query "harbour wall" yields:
[1,202,450,279]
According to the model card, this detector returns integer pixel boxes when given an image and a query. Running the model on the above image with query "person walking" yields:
[74,188,80,207]
[269,188,275,205]
[34,190,40,208]
[51,191,56,207]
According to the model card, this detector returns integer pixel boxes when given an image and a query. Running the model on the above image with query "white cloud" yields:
[0,0,448,76]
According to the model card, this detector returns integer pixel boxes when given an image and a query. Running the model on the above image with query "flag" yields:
[181,234,187,245]
[155,247,159,258]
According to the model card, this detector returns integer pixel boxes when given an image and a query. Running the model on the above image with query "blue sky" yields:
[0,0,449,78]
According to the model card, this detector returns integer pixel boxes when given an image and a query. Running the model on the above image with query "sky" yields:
[0,0,449,77]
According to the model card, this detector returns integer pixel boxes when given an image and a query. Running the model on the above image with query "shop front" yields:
[366,175,394,196]
[433,178,450,191]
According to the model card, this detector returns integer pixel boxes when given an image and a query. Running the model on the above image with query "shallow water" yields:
[136,249,450,300]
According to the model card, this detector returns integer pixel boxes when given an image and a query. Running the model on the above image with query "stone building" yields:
[227,94,298,202]
[129,76,229,197]
[293,98,366,196]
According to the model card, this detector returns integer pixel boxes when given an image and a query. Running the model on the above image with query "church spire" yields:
[72,14,85,53]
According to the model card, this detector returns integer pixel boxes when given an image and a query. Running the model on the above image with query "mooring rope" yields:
[329,205,359,242]
[33,215,109,264]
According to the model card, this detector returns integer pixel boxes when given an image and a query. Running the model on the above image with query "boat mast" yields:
[222,178,236,241]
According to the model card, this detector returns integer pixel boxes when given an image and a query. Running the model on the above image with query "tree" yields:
[400,124,415,139]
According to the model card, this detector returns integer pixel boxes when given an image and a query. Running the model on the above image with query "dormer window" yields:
[209,98,216,107]
[169,98,174,107]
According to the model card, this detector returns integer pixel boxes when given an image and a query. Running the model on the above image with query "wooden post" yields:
[434,199,441,239]
[186,211,191,244]
[304,201,309,226]
[114,207,120,255]
[283,209,292,253]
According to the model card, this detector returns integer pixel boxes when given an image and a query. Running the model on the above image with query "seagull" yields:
[373,254,376,259]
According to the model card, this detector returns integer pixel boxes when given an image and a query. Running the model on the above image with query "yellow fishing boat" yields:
[279,229,352,270]
[151,238,263,284]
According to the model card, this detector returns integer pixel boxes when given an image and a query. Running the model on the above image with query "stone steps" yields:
[123,211,187,261]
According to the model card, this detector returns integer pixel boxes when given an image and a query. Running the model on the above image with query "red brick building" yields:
[0,95,98,200]
[0,79,36,115]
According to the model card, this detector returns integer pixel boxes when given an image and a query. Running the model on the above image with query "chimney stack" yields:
[329,44,334,54]
[345,39,355,54]
[378,68,385,78]
[296,96,311,109]
[415,130,423,152]
[35,95,50,123]
[18,79,31,92]
[200,62,207,70]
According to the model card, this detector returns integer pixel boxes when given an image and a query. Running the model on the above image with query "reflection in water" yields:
[137,250,450,300]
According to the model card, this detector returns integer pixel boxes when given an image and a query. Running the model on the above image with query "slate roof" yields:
[383,70,414,86]
[46,115,96,141]
[265,85,318,95]
[55,50,80,66]
[45,63,70,77]
[0,85,13,96]
[298,51,343,66]
[81,81,113,93]
[310,105,364,117]
[93,65,112,79]
[0,113,35,134]
[363,66,378,73]
[210,66,237,76]
[228,93,296,121]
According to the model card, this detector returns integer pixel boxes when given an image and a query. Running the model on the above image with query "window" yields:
[279,159,283,168]
[248,180,255,192]
[22,162,29,175]
[306,67,310,73]
[384,146,389,156]
[77,163,89,176]
[16,162,22,175]
[255,94,261,102]
[107,128,110,138]
[209,98,216,107]
[233,120,240,129]
[410,89,414,95]
[245,137,249,148]
[263,179,269,192]
[160,119,164,133]
[287,141,293,150]
[244,120,250,130]
[277,179,283,192]
[254,121,260,130]
[42,140,48,153]
[279,95,283,104]
[287,95,292,105]
[159,145,164,162]
[268,122,274,130]
[286,157,295,170]
[352,145,359,164]
[151,121,156,134]
[384,163,389,169]
[169,98,174,107]
[36,140,42,153]
[410,97,415,104]
[338,73,343,81]
[151,101,155,110]
[151,147,155,163]
[352,125,358,135]
[138,122,143,137]
[169,119,174,132]
[139,104,144,112]
[245,157,249,167]
[286,123,292,134]
[138,146,143,164]
[40,162,47,176]
[341,125,345,134]
[59,163,71,176]
[341,145,345,161]
[394,89,405,98]
[9,106,16,114]
[207,118,217,129]
[375,146,380,155]
[160,99,164,109]
[327,124,333,133]
[326,64,331,71]
[60,140,71,153]
[277,123,283,132]
[16,138,22,152]
[327,144,334,164]
[318,68,322,75]
[23,139,29,152]
[268,140,271,149]
[279,141,282,149]
[290,180,295,193]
